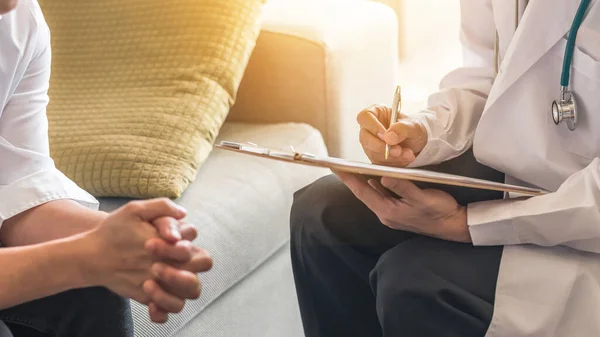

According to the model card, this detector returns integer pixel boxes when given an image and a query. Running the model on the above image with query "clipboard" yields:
[215,141,548,197]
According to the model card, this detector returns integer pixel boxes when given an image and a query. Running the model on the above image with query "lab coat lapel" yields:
[486,0,577,109]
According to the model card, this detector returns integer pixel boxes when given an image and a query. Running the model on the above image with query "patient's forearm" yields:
[0,234,91,309]
[0,200,108,247]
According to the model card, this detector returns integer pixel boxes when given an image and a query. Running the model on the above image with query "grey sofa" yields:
[99,1,399,336]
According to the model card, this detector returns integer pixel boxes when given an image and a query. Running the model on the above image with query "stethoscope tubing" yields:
[562,0,592,87]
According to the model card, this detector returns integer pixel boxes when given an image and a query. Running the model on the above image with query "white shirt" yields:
[0,0,97,227]
[410,0,600,336]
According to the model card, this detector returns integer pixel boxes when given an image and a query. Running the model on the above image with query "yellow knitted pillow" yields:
[40,0,265,198]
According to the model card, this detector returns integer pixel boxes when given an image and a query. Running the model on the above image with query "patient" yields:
[0,0,212,336]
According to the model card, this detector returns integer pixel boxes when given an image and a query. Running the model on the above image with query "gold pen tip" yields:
[395,85,401,94]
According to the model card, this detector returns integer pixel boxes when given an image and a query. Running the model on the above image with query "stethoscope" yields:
[495,0,592,131]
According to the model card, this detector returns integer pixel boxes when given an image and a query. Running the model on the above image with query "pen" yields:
[385,85,402,160]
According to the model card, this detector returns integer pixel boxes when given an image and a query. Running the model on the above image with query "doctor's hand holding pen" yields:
[357,104,428,167]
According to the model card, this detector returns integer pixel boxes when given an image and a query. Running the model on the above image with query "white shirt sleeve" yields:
[0,16,97,227]
[468,160,600,253]
[408,0,496,168]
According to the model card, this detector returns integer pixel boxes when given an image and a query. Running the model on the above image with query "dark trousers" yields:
[290,150,506,337]
[0,287,133,337]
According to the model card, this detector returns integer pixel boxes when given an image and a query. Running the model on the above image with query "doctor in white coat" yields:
[289,0,600,336]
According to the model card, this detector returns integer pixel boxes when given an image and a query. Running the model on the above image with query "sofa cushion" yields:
[98,122,329,337]
[177,245,304,337]
[40,0,265,199]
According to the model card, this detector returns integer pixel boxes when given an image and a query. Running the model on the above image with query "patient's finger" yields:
[143,280,185,313]
[153,217,181,243]
[152,262,201,300]
[179,223,197,241]
[177,247,213,274]
[146,238,194,263]
[148,302,169,323]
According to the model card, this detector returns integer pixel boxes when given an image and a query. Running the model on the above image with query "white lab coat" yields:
[409,0,600,336]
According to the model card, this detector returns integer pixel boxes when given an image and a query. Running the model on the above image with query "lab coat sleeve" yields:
[0,21,97,227]
[468,159,600,253]
[408,0,496,168]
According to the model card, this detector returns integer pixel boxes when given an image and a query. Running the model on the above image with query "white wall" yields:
[400,0,461,57]
[383,0,463,113]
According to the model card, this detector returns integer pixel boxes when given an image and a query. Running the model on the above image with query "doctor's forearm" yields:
[0,200,107,247]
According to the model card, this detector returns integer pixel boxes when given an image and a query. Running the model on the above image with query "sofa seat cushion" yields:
[98,122,329,337]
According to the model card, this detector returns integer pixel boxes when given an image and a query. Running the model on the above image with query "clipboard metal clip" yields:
[217,141,316,160]
[287,145,317,160]
[218,141,270,155]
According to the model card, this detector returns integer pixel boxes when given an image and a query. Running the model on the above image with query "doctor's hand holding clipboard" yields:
[338,101,475,242]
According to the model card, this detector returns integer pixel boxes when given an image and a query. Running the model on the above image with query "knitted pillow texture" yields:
[39,0,265,198]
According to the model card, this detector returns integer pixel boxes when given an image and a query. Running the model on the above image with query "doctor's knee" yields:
[290,175,356,239]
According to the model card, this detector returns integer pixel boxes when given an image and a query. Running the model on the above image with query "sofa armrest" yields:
[227,0,399,160]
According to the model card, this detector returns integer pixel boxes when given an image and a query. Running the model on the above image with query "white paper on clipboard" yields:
[215,141,548,197]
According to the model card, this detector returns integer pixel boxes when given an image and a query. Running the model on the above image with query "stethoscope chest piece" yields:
[552,87,577,131]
